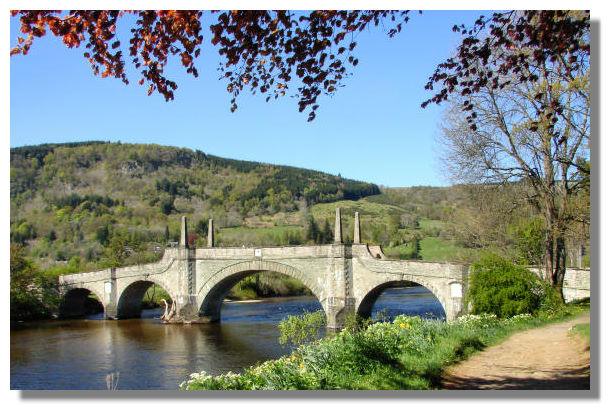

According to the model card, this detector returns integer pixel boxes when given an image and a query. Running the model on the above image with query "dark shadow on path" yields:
[442,364,590,390]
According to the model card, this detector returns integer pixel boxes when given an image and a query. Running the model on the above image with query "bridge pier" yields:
[103,268,118,319]
[167,216,200,323]
[324,297,356,330]
[57,214,590,329]
[172,295,200,323]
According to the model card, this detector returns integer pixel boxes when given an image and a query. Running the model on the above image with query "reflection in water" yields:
[11,287,442,390]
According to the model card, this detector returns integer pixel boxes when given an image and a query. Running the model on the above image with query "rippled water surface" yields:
[11,287,443,390]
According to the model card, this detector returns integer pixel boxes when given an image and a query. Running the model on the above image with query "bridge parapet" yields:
[59,268,112,287]
[194,244,334,260]
[59,249,178,286]
[352,244,468,280]
[55,214,590,328]
[114,255,177,280]
[528,267,590,303]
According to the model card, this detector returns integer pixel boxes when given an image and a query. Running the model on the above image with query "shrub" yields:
[10,244,60,321]
[181,305,588,391]
[278,311,326,347]
[467,254,551,318]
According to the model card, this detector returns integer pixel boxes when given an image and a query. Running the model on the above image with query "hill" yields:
[10,141,384,272]
[9,141,590,321]
[12,141,578,279]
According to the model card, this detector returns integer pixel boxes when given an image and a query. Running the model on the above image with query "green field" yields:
[383,237,477,262]
[309,199,406,219]
[217,225,304,247]
[420,237,476,262]
[418,219,445,230]
[383,243,419,260]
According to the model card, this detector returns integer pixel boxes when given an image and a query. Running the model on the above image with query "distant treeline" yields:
[10,141,381,275]
[10,141,380,208]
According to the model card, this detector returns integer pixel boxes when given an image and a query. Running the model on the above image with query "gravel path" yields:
[441,313,590,390]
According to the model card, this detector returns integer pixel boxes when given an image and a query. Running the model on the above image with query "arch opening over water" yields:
[199,269,323,324]
[357,281,446,322]
[59,288,104,319]
[117,281,173,319]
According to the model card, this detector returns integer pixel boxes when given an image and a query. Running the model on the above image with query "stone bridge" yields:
[58,209,590,329]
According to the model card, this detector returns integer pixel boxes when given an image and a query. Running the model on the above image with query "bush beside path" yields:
[442,313,590,390]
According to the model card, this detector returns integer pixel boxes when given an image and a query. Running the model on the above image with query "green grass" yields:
[180,304,589,391]
[141,285,171,309]
[383,243,419,260]
[218,225,302,237]
[309,199,407,219]
[383,237,476,262]
[571,322,590,344]
[227,272,312,300]
[216,225,304,247]
[418,219,445,230]
[419,237,475,262]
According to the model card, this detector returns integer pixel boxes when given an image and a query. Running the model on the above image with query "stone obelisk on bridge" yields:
[57,211,590,329]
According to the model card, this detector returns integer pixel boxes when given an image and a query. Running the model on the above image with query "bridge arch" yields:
[197,260,324,322]
[356,277,449,321]
[116,279,176,319]
[59,287,105,318]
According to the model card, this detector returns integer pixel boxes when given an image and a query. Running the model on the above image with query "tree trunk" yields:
[544,221,567,301]
[554,234,567,300]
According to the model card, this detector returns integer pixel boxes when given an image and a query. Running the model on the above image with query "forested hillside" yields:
[10,142,379,272]
[10,141,589,281]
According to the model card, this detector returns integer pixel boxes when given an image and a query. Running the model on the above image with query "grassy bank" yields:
[139,272,311,308]
[141,285,172,309]
[180,304,589,390]
[571,322,590,344]
[226,272,312,301]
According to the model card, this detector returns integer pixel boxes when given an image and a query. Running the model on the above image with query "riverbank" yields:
[180,303,590,390]
[441,313,590,389]
[223,298,266,303]
[226,273,312,301]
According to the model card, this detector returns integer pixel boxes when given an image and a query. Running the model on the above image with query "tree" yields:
[11,10,589,123]
[386,213,401,232]
[95,224,110,245]
[412,237,422,260]
[11,244,59,321]
[11,220,36,245]
[160,197,175,215]
[447,183,536,252]
[103,229,141,267]
[422,11,590,129]
[46,229,57,242]
[11,244,38,294]
[195,218,209,237]
[11,10,411,121]
[305,214,320,243]
[429,11,590,299]
[320,220,333,244]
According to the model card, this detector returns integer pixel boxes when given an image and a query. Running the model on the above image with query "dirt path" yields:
[441,313,590,390]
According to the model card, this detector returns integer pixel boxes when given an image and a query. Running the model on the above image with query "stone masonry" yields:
[58,210,590,329]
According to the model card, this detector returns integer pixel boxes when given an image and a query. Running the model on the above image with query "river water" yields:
[10,286,444,390]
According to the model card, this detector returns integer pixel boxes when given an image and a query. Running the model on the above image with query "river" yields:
[10,286,444,390]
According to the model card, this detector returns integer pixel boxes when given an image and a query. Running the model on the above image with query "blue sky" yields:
[10,10,484,187]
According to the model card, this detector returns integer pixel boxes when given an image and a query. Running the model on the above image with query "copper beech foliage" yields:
[11,10,411,121]
[11,11,203,102]
[422,10,590,130]
[11,10,589,123]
